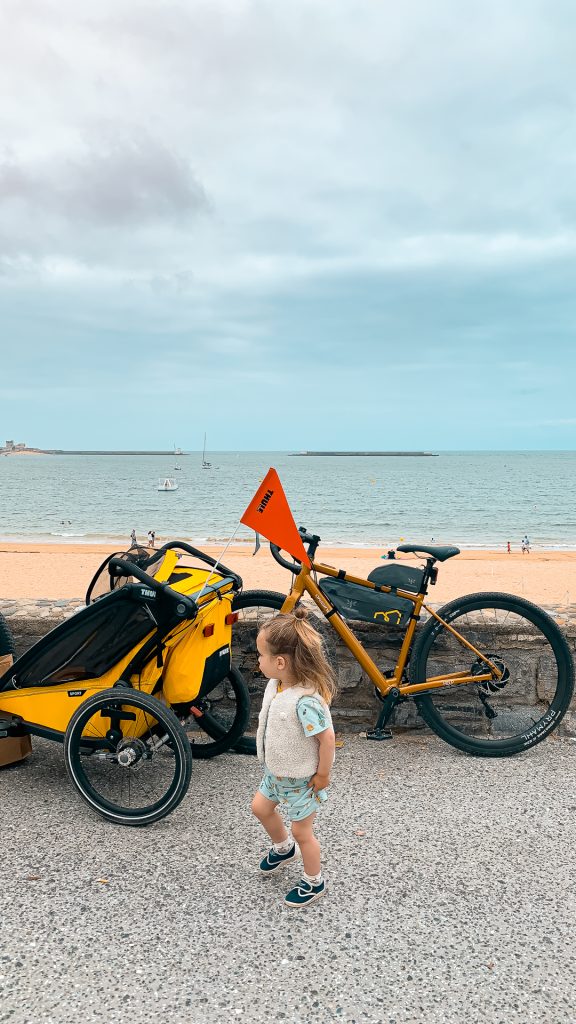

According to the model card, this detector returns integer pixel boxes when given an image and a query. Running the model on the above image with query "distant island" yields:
[291,451,438,457]
[0,441,46,456]
[0,441,187,456]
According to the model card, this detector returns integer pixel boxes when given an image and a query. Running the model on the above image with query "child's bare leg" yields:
[292,813,321,877]
[251,792,290,844]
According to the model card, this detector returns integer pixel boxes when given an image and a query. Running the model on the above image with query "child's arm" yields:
[310,728,335,792]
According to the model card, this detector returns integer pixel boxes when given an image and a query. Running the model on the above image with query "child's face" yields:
[257,633,286,680]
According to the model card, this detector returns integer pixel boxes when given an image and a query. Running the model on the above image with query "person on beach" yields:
[522,534,530,554]
[130,529,137,548]
[147,530,155,548]
[251,609,336,909]
[507,541,511,554]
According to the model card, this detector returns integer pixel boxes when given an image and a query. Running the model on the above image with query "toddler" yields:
[251,608,336,908]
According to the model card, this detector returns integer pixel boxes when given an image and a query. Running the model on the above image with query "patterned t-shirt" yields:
[296,696,332,737]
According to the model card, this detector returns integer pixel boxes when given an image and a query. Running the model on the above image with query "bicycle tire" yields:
[64,688,192,825]
[230,590,338,755]
[230,591,286,755]
[409,592,574,756]
[0,612,15,658]
[232,589,338,666]
[182,666,250,759]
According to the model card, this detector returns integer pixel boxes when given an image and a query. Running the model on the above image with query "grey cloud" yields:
[3,0,576,286]
[2,1,576,450]
[0,134,208,228]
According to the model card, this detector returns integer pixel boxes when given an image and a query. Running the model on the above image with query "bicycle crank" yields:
[366,687,400,741]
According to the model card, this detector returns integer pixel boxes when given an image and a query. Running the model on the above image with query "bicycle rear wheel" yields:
[409,592,574,756]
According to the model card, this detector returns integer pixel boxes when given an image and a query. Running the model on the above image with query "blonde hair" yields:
[258,607,337,705]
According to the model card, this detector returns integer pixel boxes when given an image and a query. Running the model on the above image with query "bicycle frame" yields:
[278,559,502,697]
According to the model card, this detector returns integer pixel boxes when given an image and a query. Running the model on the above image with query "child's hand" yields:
[310,772,330,793]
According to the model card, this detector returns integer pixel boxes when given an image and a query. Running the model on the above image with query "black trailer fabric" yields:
[12,592,153,687]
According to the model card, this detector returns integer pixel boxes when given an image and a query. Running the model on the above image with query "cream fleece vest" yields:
[256,679,332,778]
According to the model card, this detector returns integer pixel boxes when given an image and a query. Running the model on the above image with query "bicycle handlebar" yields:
[270,526,321,574]
[270,543,302,574]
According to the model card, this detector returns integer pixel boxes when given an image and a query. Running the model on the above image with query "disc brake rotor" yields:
[472,654,510,694]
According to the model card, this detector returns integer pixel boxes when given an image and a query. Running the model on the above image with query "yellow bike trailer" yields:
[0,543,248,826]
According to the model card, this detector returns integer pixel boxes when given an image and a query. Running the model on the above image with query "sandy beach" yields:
[1,540,575,606]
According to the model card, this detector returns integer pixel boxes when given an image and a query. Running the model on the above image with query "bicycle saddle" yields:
[397,544,460,561]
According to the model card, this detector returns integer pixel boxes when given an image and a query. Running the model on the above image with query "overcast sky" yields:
[1,0,576,450]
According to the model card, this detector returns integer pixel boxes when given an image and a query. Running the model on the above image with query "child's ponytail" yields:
[259,608,337,704]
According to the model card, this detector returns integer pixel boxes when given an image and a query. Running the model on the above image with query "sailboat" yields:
[173,443,182,471]
[202,433,212,469]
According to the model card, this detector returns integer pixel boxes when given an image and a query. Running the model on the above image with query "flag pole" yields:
[195,520,243,599]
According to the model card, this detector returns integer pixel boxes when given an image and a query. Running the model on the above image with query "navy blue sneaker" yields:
[259,844,296,874]
[284,878,326,908]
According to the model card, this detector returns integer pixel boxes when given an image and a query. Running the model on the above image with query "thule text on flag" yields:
[240,468,311,567]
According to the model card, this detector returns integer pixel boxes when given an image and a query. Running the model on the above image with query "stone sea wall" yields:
[1,597,576,737]
[0,598,85,656]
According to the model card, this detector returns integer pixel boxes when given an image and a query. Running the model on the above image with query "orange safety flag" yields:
[240,467,311,567]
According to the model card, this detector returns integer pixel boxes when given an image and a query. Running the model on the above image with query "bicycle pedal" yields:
[365,728,394,742]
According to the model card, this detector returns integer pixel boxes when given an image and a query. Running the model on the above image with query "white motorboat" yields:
[158,477,178,491]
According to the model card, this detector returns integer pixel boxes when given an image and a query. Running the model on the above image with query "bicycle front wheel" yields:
[0,611,15,661]
[409,593,574,756]
[230,590,339,754]
[232,589,338,679]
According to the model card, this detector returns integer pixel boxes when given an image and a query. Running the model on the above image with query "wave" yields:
[0,530,575,551]
[50,531,88,538]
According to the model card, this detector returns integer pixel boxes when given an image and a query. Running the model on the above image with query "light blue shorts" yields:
[259,769,329,821]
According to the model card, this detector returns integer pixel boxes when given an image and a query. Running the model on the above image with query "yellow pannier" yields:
[160,567,236,704]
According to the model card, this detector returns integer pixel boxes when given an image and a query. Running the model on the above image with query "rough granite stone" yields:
[1,598,575,735]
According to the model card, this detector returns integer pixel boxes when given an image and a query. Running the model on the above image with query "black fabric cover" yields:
[198,644,232,696]
[13,591,154,687]
[319,578,413,628]
[366,564,424,593]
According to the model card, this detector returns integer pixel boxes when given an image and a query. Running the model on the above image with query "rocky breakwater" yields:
[1,598,576,737]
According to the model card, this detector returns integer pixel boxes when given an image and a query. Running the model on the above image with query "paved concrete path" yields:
[0,734,575,1024]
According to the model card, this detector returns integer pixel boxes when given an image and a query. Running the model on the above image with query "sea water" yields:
[0,451,574,550]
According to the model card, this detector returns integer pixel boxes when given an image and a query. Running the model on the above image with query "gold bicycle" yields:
[232,529,574,756]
